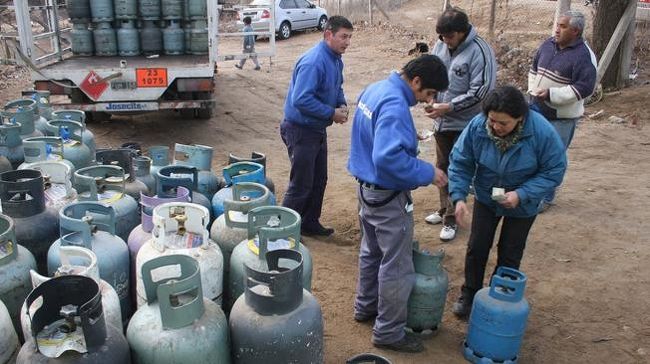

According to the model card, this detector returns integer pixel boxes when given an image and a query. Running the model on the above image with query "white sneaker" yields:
[425,211,443,225]
[439,224,457,242]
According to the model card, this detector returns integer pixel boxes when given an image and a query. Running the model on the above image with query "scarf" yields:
[485,119,524,153]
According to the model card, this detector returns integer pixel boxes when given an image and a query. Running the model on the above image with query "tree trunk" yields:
[592,0,630,89]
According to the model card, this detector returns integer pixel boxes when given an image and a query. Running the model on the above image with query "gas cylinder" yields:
[73,165,139,242]
[228,206,311,311]
[133,155,156,192]
[128,255,230,363]
[188,0,207,19]
[189,19,208,55]
[117,20,140,56]
[135,202,223,307]
[46,119,93,169]
[0,122,24,169]
[228,151,276,193]
[0,156,11,174]
[406,245,448,334]
[162,0,183,19]
[141,20,163,56]
[0,169,59,273]
[114,0,137,20]
[212,161,275,219]
[174,143,223,198]
[95,148,149,200]
[90,0,114,22]
[157,165,213,221]
[230,249,323,363]
[16,275,130,363]
[140,0,161,20]
[127,187,190,306]
[209,182,271,308]
[148,145,170,184]
[0,214,37,338]
[93,21,117,56]
[3,99,43,139]
[71,22,94,56]
[0,298,19,363]
[47,202,131,322]
[19,137,76,174]
[163,20,185,55]
[68,0,91,21]
[464,267,530,364]
[24,91,52,134]
[50,110,96,156]
[18,160,78,211]
[22,246,123,339]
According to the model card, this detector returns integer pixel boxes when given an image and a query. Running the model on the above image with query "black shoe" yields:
[301,224,334,237]
[373,334,424,353]
[353,312,377,323]
[452,295,473,319]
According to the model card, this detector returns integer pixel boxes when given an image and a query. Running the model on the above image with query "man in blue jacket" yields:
[348,55,449,353]
[528,10,596,212]
[424,7,497,242]
[281,16,353,237]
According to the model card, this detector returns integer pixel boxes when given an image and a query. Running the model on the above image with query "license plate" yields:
[136,68,168,88]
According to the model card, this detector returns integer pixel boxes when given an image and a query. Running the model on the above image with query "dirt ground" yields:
[2,0,650,363]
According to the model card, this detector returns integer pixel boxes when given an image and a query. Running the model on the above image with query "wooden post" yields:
[443,0,451,10]
[337,0,341,15]
[618,1,637,87]
[488,0,497,37]
[596,0,637,85]
[369,0,373,25]
[553,0,571,36]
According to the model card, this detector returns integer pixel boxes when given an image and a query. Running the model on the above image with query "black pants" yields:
[279,121,328,230]
[461,200,537,299]
[434,130,461,225]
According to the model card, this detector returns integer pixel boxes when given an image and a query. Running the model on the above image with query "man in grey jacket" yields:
[425,7,497,242]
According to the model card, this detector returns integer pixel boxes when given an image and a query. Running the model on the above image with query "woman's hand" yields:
[498,191,520,209]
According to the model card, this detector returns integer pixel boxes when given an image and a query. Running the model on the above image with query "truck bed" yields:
[38,54,211,75]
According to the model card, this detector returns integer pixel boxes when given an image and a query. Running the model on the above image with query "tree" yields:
[592,0,634,89]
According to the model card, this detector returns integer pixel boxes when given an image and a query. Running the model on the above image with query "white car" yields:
[237,0,328,40]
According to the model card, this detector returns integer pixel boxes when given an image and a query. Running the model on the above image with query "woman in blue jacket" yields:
[448,86,567,318]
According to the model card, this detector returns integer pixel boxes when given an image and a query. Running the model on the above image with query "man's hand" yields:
[498,191,520,209]
[425,103,451,119]
[531,88,549,101]
[333,106,349,124]
[433,167,448,188]
[454,200,470,229]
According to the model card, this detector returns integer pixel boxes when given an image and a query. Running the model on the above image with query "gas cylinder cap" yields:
[59,304,78,332]
[240,195,251,202]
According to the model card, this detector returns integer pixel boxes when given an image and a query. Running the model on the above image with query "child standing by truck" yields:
[235,16,261,71]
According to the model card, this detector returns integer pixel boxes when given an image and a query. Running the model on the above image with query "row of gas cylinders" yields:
[72,19,208,57]
[0,204,323,363]
[69,0,207,22]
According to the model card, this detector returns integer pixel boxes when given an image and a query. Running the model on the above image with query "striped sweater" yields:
[528,37,597,120]
[431,26,497,132]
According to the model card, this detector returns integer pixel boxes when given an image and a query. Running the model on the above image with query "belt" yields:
[356,178,388,191]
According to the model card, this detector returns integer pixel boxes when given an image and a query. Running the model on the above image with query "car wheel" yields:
[278,21,291,40]
[317,15,327,30]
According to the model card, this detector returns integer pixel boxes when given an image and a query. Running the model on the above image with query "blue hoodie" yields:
[348,72,435,191]
[283,41,346,131]
[448,110,567,217]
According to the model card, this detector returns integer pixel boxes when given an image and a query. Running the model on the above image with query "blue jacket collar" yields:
[388,72,416,107]
[319,40,342,60]
[476,112,535,139]
[551,36,585,51]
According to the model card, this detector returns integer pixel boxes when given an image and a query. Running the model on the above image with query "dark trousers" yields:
[434,130,461,225]
[280,121,328,230]
[461,200,537,299]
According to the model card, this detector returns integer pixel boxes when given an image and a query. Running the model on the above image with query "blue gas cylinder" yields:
[464,267,530,364]
[211,162,275,219]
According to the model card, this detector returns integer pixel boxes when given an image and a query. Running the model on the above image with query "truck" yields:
[6,0,275,121]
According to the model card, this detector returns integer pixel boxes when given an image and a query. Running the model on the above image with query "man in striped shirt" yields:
[425,7,497,242]
[528,10,597,212]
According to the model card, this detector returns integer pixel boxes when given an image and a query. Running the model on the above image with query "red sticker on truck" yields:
[79,70,109,101]
[136,68,168,88]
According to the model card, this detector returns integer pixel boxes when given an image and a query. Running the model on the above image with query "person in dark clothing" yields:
[447,86,567,318]
[349,55,449,353]
[280,16,353,237]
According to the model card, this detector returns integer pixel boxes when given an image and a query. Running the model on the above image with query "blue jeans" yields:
[543,118,578,204]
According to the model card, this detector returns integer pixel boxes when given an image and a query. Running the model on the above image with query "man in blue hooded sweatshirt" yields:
[348,55,449,353]
[280,16,353,237]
